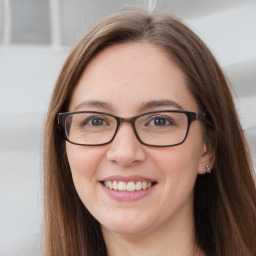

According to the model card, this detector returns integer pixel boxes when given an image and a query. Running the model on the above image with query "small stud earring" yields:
[205,164,211,173]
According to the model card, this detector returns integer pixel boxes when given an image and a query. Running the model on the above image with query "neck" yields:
[102,210,205,256]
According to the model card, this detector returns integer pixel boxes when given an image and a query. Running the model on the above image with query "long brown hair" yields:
[43,9,256,256]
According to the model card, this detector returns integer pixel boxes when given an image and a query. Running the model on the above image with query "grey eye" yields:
[146,116,173,127]
[89,117,105,126]
[153,117,169,126]
[85,116,108,126]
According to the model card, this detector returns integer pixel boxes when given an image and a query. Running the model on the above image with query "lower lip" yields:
[100,183,156,202]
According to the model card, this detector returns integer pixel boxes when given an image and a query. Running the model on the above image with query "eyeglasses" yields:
[57,110,207,147]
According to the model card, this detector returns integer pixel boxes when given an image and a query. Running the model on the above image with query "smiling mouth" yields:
[102,180,157,192]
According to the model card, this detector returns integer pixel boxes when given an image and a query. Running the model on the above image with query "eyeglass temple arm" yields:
[196,112,206,120]
[57,113,65,127]
[196,112,214,128]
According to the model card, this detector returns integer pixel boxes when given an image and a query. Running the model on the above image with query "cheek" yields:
[150,134,204,188]
[66,144,103,175]
[145,144,202,223]
[152,146,201,176]
[65,144,106,198]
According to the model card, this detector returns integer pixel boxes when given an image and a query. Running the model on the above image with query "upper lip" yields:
[100,175,156,183]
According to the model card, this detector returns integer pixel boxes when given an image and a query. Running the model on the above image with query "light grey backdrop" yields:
[0,0,255,255]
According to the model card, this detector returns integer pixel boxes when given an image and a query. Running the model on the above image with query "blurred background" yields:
[0,0,255,255]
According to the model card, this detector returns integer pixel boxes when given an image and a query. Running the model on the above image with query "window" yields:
[0,0,152,47]
[10,0,51,44]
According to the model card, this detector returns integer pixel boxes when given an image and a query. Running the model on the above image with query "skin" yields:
[66,43,213,256]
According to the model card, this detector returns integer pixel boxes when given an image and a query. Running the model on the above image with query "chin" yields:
[102,224,149,235]
[99,213,154,235]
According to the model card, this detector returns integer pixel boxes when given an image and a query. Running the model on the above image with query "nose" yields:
[106,123,146,167]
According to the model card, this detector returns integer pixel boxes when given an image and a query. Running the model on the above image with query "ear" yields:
[198,135,215,174]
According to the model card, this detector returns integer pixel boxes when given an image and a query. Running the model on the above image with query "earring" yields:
[205,164,211,173]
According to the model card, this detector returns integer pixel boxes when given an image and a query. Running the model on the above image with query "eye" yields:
[146,116,173,127]
[84,116,108,126]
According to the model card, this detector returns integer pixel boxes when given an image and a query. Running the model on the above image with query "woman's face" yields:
[66,43,212,236]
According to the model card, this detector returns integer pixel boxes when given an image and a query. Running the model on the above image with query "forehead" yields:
[69,43,199,114]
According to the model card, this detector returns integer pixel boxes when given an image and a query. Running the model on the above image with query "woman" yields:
[43,9,256,256]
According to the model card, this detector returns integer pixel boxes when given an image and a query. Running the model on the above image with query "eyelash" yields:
[145,115,174,126]
[83,116,108,126]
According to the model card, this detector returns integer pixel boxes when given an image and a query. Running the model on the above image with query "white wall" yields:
[0,48,69,255]
[0,1,255,255]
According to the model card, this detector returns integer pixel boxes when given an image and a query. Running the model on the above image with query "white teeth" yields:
[113,181,118,190]
[127,181,136,192]
[103,180,153,192]
[108,181,113,189]
[118,181,127,191]
[135,181,142,190]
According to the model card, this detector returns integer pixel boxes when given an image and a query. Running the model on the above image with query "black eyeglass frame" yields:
[57,110,207,147]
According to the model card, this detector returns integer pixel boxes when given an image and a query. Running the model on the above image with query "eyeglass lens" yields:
[64,112,189,146]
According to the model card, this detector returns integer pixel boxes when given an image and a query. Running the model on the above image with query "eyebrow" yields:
[139,99,184,112]
[74,100,113,111]
[73,99,184,112]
